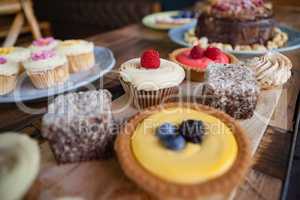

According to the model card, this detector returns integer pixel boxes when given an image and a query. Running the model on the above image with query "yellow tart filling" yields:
[131,107,238,184]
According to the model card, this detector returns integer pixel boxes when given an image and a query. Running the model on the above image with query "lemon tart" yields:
[115,103,251,200]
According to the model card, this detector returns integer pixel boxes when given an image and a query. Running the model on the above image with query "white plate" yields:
[142,11,196,30]
[0,47,116,103]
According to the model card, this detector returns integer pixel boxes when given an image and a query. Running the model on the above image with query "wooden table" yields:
[2,5,300,200]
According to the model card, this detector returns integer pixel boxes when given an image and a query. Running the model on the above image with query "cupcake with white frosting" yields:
[0,47,30,73]
[0,57,19,95]
[56,39,95,73]
[246,51,292,89]
[29,37,60,53]
[23,50,69,88]
[119,49,185,109]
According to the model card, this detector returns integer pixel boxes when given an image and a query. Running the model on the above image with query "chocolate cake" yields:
[202,63,260,119]
[196,0,275,46]
[42,90,116,163]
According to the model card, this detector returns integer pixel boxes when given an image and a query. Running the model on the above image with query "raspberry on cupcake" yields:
[23,50,69,88]
[169,45,238,82]
[56,39,95,73]
[140,49,161,69]
[0,57,19,95]
[119,49,185,109]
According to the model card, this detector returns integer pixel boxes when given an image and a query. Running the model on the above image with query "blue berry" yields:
[179,120,205,143]
[156,123,177,139]
[160,134,186,151]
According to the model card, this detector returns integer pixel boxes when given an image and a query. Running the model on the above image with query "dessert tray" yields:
[0,47,115,103]
[169,22,300,55]
[142,11,196,30]
[27,82,283,200]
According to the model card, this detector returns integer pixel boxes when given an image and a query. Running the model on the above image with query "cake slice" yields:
[196,0,275,46]
[203,63,260,119]
[42,89,115,163]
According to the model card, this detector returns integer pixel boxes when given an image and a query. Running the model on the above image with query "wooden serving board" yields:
[27,83,283,200]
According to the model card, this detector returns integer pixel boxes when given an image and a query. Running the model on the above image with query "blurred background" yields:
[0,0,299,46]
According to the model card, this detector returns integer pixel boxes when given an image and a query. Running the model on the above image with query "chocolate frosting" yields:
[196,0,275,46]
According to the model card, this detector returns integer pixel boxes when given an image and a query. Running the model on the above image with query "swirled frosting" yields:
[0,47,30,63]
[120,58,185,91]
[23,50,67,72]
[246,52,292,88]
[56,40,94,55]
[30,37,60,52]
[0,57,19,75]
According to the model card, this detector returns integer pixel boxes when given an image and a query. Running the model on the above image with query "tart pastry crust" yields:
[115,102,252,200]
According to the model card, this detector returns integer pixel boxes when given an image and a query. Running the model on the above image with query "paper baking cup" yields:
[169,48,239,82]
[27,64,69,89]
[0,74,17,95]
[120,78,179,109]
[67,52,95,73]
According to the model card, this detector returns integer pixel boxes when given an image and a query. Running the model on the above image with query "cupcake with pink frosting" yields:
[23,50,69,88]
[29,37,60,53]
[0,57,19,95]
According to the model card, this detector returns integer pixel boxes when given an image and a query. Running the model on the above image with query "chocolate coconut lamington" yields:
[42,89,115,163]
[203,64,260,119]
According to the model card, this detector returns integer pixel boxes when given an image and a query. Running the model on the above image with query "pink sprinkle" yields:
[32,37,55,47]
[0,57,7,64]
[31,50,56,61]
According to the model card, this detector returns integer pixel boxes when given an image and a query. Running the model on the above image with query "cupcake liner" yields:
[120,78,179,110]
[27,63,69,89]
[0,74,17,95]
[67,52,95,73]
[169,48,239,82]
